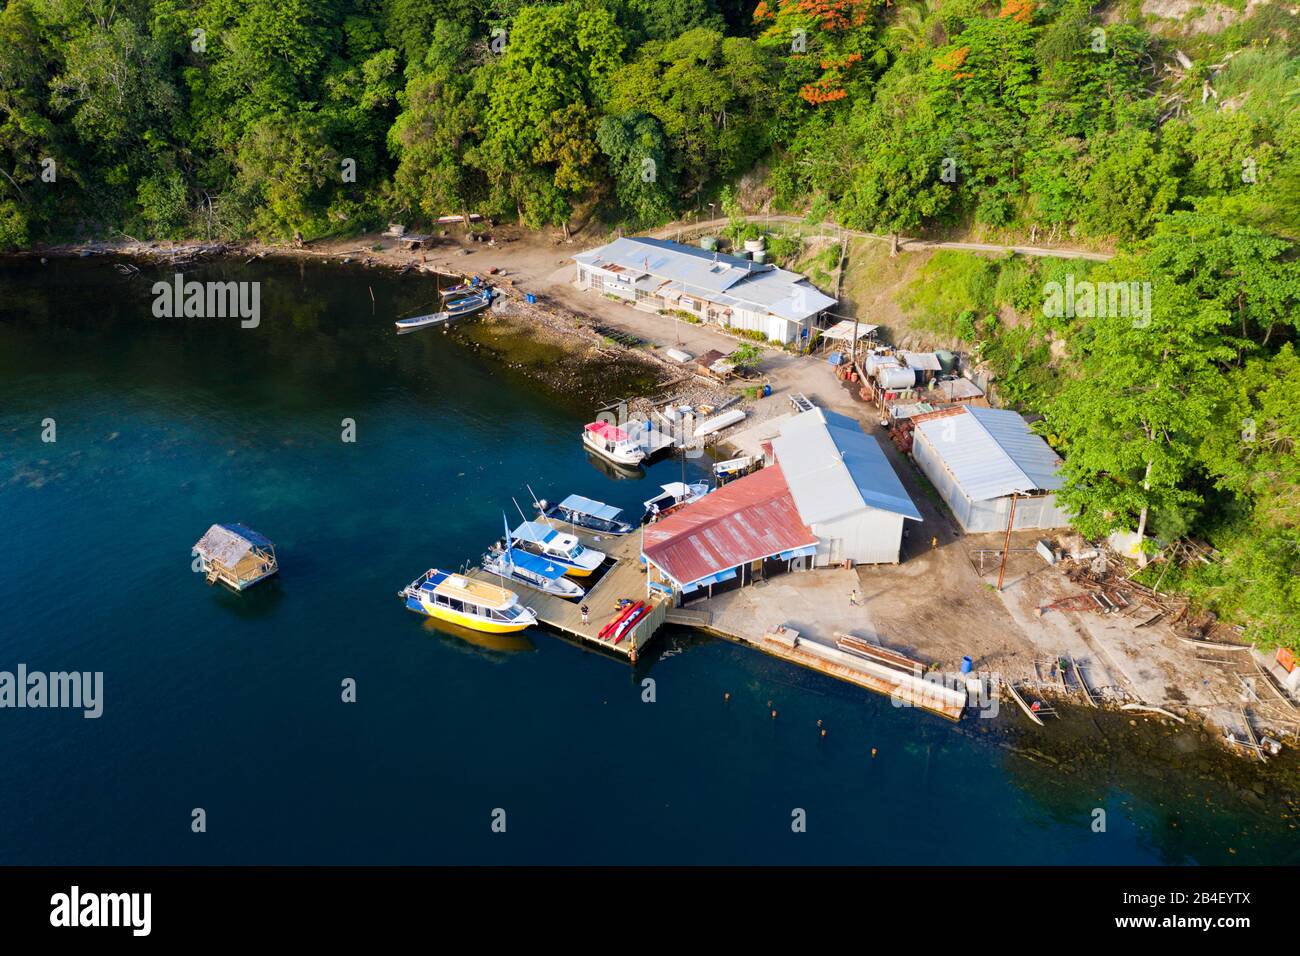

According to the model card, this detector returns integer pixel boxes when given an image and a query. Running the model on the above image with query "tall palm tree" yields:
[885,0,945,55]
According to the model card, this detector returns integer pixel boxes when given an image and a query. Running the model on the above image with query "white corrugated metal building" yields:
[910,406,1072,532]
[771,409,922,565]
[573,237,836,346]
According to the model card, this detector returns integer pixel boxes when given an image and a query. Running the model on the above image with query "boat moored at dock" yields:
[483,544,586,600]
[509,521,606,576]
[538,494,635,536]
[642,481,711,523]
[582,420,646,466]
[394,289,494,333]
[713,455,756,483]
[400,568,538,633]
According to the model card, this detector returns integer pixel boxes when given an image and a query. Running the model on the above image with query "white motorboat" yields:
[582,420,646,466]
[509,521,607,577]
[642,481,710,523]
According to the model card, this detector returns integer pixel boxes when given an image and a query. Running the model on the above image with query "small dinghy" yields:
[395,311,451,333]
[394,289,493,333]
[445,289,492,315]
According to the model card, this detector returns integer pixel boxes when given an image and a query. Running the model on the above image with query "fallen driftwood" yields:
[1120,703,1186,724]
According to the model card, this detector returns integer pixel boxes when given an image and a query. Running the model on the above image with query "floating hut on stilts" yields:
[193,523,279,591]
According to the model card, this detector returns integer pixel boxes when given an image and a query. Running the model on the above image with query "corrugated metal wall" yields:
[727,307,794,344]
[913,430,1072,532]
[812,510,906,565]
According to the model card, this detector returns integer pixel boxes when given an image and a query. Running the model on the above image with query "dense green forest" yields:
[0,0,1297,645]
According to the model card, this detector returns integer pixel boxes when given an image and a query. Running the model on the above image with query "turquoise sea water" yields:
[1,256,1295,865]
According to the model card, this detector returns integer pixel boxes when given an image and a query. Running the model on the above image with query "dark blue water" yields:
[1,257,1294,865]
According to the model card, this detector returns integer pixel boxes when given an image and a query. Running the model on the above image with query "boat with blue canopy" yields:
[483,545,586,600]
[482,515,586,599]
[509,521,606,576]
[537,494,635,536]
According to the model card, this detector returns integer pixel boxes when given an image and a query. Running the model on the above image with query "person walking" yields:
[849,588,862,607]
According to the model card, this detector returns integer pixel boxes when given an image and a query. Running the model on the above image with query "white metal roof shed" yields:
[820,319,880,341]
[913,406,1063,501]
[773,409,923,523]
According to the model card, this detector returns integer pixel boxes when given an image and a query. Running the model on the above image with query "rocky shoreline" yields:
[13,238,1297,769]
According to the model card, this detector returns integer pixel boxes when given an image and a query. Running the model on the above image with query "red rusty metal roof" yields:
[642,465,817,586]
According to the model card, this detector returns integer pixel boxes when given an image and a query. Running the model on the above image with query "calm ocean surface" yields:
[1,256,1294,865]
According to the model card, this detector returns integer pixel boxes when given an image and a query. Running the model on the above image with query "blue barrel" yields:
[762,384,772,397]
[960,655,973,674]
[525,293,537,304]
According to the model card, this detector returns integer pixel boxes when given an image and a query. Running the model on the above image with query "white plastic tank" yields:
[876,366,917,389]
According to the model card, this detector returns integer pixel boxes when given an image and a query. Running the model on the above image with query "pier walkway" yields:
[467,518,664,660]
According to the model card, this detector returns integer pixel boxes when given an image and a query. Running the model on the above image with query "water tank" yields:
[699,236,719,251]
[762,383,772,397]
[743,238,766,254]
[876,366,917,389]
[752,249,768,264]
[936,349,958,373]
[961,656,973,674]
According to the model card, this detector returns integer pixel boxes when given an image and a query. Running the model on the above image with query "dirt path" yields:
[649,215,1115,262]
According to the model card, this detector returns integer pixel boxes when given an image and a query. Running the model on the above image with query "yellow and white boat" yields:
[400,568,537,633]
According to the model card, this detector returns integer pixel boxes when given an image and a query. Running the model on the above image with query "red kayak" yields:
[598,602,640,641]
[612,603,649,645]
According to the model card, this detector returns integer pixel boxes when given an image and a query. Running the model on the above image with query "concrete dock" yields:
[467,518,665,660]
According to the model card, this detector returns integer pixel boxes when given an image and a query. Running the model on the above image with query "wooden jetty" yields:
[466,517,664,661]
[743,628,967,720]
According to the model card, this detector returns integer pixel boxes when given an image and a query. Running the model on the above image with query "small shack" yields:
[193,523,279,591]
[694,349,735,380]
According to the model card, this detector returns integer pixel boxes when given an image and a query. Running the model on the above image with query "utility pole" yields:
[996,493,1019,592]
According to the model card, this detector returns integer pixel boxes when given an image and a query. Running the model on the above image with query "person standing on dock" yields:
[580,604,589,625]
